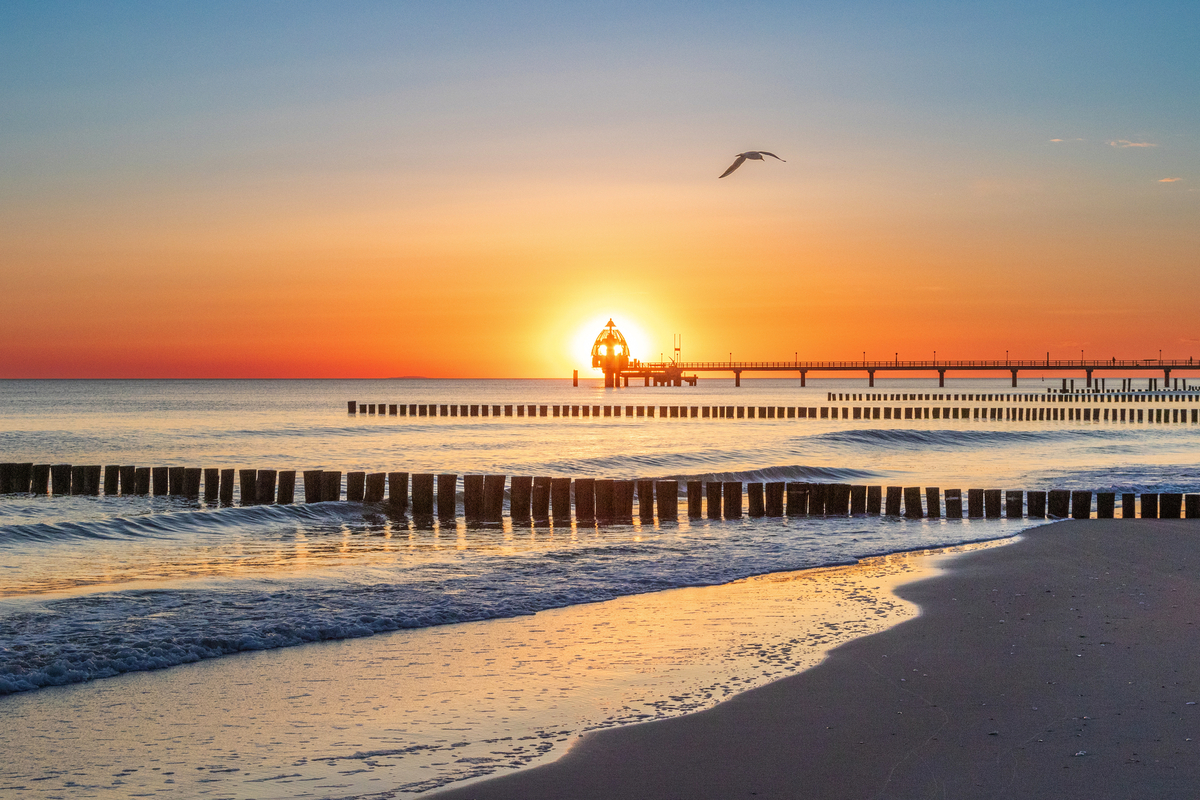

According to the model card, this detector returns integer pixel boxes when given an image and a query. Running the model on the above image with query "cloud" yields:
[1109,140,1157,148]
[1049,138,1084,143]
[1158,177,1182,182]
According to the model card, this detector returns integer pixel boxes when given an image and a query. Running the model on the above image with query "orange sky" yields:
[2,4,1197,378]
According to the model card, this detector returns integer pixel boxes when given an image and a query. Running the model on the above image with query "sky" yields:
[1,1,1197,378]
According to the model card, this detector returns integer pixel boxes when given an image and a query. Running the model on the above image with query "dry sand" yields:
[433,519,1200,799]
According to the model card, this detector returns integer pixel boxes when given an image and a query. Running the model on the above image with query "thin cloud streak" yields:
[1109,140,1157,148]
[1158,177,1182,182]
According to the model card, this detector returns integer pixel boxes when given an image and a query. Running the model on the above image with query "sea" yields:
[2,377,1199,798]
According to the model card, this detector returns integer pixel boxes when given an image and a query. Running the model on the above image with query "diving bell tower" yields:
[591,319,630,388]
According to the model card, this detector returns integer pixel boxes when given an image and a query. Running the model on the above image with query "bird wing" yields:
[719,155,747,178]
[759,151,786,162]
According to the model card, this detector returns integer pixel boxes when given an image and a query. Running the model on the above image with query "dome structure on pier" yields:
[591,319,630,371]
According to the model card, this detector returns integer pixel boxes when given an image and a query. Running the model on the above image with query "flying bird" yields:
[719,150,785,178]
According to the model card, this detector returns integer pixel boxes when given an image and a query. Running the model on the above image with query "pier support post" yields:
[438,474,458,519]
[1011,369,1018,388]
[939,370,945,388]
[868,370,875,388]
[722,481,742,518]
[707,481,723,519]
[800,371,806,387]
[532,477,551,520]
[551,478,572,520]
[734,371,741,387]
[411,474,434,516]
[573,370,578,387]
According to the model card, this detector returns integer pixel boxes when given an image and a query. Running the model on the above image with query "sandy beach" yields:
[434,519,1200,799]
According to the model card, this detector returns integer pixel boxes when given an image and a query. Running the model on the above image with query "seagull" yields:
[719,151,785,178]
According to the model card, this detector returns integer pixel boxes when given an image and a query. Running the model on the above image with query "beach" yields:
[434,518,1200,799]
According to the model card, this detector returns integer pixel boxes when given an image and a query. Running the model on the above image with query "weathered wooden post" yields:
[348,401,357,414]
[302,470,322,503]
[463,475,484,519]
[613,480,635,522]
[657,480,678,520]
[766,482,785,516]
[31,464,50,494]
[707,481,723,519]
[594,479,614,521]
[1047,490,1070,518]
[203,468,219,501]
[150,466,168,496]
[321,471,342,502]
[551,478,571,520]
[1141,493,1159,518]
[1070,490,1092,519]
[277,470,296,504]
[786,483,808,516]
[1185,494,1200,519]
[903,487,923,518]
[1121,492,1136,518]
[925,487,941,518]
[1005,490,1022,518]
[239,469,258,504]
[967,489,985,518]
[484,475,506,521]
[638,480,656,521]
[184,468,202,499]
[511,476,533,521]
[0,463,12,493]
[364,473,386,502]
[885,486,902,516]
[134,467,151,496]
[574,478,596,521]
[256,470,277,504]
[51,464,72,495]
[86,465,102,495]
[829,484,851,515]
[1027,490,1046,518]
[687,480,704,517]
[810,483,828,515]
[104,465,120,496]
[347,471,366,502]
[747,483,765,516]
[722,481,742,518]
[984,489,1002,518]
[411,474,434,516]
[944,488,963,518]
[532,477,551,520]
[866,485,882,515]
[1096,492,1115,519]
[169,467,185,496]
[1160,493,1183,519]
[388,472,409,511]
[437,474,458,519]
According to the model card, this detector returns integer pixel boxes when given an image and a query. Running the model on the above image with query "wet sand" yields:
[433,519,1200,799]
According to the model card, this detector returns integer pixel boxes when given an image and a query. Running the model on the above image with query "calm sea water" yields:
[3,377,1199,696]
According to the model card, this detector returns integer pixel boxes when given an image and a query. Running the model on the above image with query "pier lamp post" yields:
[934,350,936,366]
